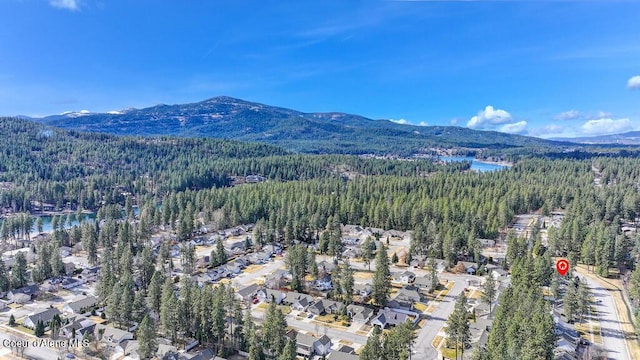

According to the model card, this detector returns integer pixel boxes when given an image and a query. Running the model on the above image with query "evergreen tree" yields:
[340,260,355,304]
[9,314,15,326]
[362,236,375,271]
[262,300,287,357]
[446,293,471,360]
[278,338,297,360]
[35,319,45,337]
[137,314,158,359]
[428,257,439,293]
[372,245,391,306]
[360,325,382,360]
[160,277,178,341]
[481,275,497,314]
[0,259,10,292]
[11,252,29,289]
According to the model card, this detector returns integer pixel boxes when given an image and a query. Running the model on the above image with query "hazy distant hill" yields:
[33,96,571,155]
[552,131,640,145]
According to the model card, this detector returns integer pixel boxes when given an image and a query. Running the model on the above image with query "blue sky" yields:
[1,0,639,138]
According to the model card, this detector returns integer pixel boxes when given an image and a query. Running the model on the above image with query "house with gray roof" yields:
[371,309,408,329]
[63,296,98,314]
[23,308,61,329]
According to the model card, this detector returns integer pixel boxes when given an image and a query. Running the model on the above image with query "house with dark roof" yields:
[23,308,61,329]
[347,304,374,323]
[371,309,408,329]
[287,331,332,357]
[283,292,314,310]
[8,284,40,301]
[60,316,96,340]
[257,289,285,304]
[388,287,421,310]
[96,325,134,346]
[236,283,261,302]
[308,299,345,315]
[327,351,359,360]
[317,260,336,274]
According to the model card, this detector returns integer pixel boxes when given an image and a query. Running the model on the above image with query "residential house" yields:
[393,271,416,285]
[59,246,73,257]
[491,268,509,279]
[409,255,427,269]
[116,340,141,360]
[327,351,359,360]
[342,237,360,245]
[308,299,345,315]
[388,287,421,310]
[97,325,134,346]
[460,261,477,275]
[257,289,285,304]
[317,260,336,274]
[61,277,83,289]
[354,283,372,298]
[246,175,266,183]
[8,285,40,301]
[236,284,261,302]
[63,296,98,315]
[469,318,493,349]
[342,247,362,259]
[196,255,210,269]
[60,316,96,339]
[265,269,291,289]
[284,292,314,311]
[80,266,100,282]
[371,309,408,329]
[413,276,433,292]
[315,276,333,291]
[347,304,374,323]
[23,308,61,329]
[289,332,332,357]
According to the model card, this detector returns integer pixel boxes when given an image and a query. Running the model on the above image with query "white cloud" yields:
[627,75,640,90]
[418,121,428,126]
[466,106,512,129]
[554,110,581,121]
[390,118,408,124]
[49,0,81,11]
[581,118,635,135]
[499,121,528,134]
[450,118,460,126]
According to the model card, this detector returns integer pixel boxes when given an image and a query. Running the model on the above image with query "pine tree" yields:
[428,257,439,293]
[262,300,287,357]
[362,236,375,271]
[160,277,178,341]
[148,270,164,314]
[340,260,355,304]
[481,275,497,314]
[137,314,158,359]
[278,338,297,360]
[11,251,28,289]
[372,245,391,306]
[9,314,15,326]
[0,259,10,292]
[446,293,470,360]
[50,314,62,339]
[360,325,382,360]
[35,319,45,337]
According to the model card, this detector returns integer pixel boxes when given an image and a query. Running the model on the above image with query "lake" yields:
[440,156,511,172]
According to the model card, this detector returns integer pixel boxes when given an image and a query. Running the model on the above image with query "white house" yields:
[23,308,61,329]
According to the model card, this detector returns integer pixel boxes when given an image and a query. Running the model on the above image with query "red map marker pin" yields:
[556,259,569,276]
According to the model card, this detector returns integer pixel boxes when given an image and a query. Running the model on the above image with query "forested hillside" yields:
[0,117,467,213]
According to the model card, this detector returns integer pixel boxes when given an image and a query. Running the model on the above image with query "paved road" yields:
[580,275,630,360]
[413,274,475,360]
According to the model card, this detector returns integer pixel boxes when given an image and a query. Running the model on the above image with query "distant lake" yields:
[440,156,510,172]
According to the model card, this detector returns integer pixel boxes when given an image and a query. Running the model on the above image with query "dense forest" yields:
[0,117,467,213]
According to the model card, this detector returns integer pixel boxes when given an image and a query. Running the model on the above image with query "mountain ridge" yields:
[28,96,576,155]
